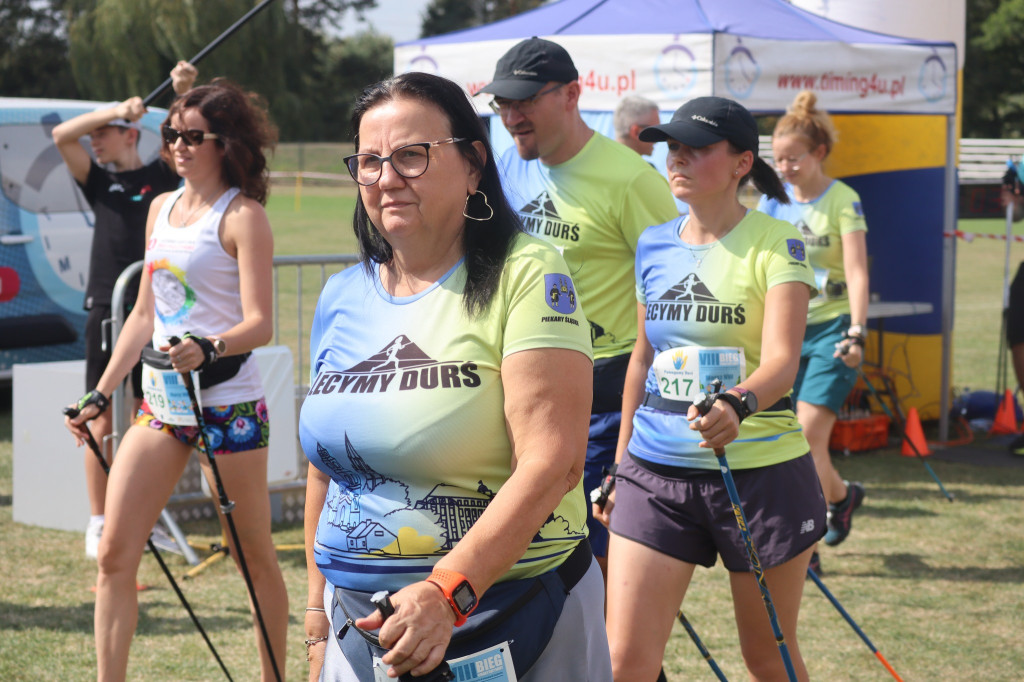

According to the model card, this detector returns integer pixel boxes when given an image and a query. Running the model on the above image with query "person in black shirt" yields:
[52,60,197,558]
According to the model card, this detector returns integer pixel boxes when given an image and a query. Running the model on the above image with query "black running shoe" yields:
[824,481,865,547]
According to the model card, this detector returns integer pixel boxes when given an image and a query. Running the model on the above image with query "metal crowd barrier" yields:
[107,254,360,531]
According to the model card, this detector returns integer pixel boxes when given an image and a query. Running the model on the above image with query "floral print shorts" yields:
[136,397,270,455]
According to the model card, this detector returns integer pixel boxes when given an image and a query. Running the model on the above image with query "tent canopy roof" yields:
[400,0,949,47]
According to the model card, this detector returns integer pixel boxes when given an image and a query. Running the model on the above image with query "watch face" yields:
[452,581,478,614]
[214,338,226,354]
[743,391,758,414]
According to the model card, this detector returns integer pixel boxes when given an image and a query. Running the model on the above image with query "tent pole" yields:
[939,113,957,442]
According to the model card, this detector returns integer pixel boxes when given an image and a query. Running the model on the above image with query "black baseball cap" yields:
[478,37,579,100]
[639,96,759,153]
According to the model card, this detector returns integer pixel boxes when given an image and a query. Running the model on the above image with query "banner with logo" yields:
[712,36,956,115]
[395,34,956,115]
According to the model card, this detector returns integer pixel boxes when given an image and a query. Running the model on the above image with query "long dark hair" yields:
[350,72,522,317]
[161,78,276,205]
[730,142,789,205]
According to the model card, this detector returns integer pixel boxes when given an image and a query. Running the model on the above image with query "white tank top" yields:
[147,186,263,406]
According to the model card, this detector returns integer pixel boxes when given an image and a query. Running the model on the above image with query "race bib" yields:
[651,346,746,402]
[373,645,518,682]
[448,643,518,682]
[141,364,201,426]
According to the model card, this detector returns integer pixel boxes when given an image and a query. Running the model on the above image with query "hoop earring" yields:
[463,190,494,222]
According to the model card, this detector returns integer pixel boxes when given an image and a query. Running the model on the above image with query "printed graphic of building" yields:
[328,488,361,530]
[414,484,490,550]
[346,521,398,553]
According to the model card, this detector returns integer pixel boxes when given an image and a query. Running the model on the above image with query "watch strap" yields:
[426,569,477,626]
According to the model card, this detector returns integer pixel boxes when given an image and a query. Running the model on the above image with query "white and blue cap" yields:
[639,96,758,154]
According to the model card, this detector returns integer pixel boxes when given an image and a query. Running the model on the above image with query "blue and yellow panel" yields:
[829,114,947,418]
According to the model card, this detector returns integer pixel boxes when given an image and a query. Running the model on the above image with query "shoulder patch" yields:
[544,273,577,313]
[787,239,806,262]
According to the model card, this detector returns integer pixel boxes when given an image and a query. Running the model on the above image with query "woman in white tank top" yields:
[64,79,287,682]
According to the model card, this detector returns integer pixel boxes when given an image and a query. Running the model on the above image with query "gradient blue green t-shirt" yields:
[629,211,816,470]
[300,233,593,592]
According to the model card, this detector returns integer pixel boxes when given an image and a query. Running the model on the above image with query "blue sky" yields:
[335,0,433,43]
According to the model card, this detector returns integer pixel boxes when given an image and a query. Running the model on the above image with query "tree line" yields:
[1,0,1018,140]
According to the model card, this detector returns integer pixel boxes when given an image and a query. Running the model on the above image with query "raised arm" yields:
[51,98,145,184]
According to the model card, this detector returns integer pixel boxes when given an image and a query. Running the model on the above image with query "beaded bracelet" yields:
[304,635,329,661]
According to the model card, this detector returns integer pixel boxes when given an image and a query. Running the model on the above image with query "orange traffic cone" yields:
[989,389,1020,435]
[901,407,932,457]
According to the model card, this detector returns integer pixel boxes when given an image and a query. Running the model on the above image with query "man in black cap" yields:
[480,37,678,577]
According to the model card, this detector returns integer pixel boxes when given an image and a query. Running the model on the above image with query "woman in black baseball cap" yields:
[596,95,824,682]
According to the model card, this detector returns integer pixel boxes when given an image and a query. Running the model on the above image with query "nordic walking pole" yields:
[694,380,799,682]
[142,0,279,106]
[169,337,283,682]
[856,367,954,501]
[806,568,904,682]
[676,610,729,681]
[62,405,233,682]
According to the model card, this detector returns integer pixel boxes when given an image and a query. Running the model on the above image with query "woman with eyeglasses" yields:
[64,79,287,682]
[758,90,869,575]
[300,72,611,681]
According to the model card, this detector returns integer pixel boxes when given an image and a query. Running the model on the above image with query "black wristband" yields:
[714,391,747,422]
[183,332,218,369]
[75,389,109,416]
[842,333,865,347]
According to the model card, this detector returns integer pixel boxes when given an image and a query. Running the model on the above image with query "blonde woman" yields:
[759,90,870,573]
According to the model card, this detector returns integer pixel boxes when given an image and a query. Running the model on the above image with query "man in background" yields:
[480,37,678,576]
[613,95,661,158]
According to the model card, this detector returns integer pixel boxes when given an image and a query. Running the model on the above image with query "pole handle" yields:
[694,381,726,456]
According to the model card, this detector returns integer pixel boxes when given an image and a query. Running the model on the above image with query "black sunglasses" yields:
[161,125,220,147]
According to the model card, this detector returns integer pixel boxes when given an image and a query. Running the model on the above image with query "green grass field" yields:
[2,191,1024,680]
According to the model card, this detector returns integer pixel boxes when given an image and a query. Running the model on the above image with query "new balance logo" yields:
[800,519,816,534]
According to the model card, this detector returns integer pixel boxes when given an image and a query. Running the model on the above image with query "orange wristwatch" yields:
[426,569,478,627]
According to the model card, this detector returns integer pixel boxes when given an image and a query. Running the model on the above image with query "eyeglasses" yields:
[774,152,809,170]
[343,138,467,186]
[161,125,220,147]
[488,83,566,116]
